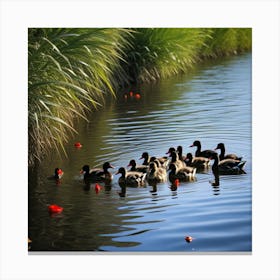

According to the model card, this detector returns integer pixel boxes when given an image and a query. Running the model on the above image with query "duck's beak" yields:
[109,164,115,169]
[139,156,143,160]
[80,170,84,174]
[115,171,120,175]
[189,144,194,147]
[127,164,131,167]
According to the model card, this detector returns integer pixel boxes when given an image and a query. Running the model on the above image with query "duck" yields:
[214,143,242,161]
[185,153,210,169]
[146,162,167,183]
[127,159,149,173]
[210,152,246,175]
[168,163,196,182]
[169,151,186,169]
[81,162,114,183]
[48,168,64,180]
[140,152,168,167]
[150,158,167,177]
[189,140,216,158]
[115,167,146,187]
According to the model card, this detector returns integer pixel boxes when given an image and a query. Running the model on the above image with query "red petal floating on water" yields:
[74,142,82,148]
[95,183,102,194]
[134,93,141,99]
[185,236,193,243]
[57,169,63,175]
[48,204,63,214]
[129,91,133,97]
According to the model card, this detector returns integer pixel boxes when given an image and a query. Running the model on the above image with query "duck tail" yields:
[238,161,246,170]
[192,168,197,178]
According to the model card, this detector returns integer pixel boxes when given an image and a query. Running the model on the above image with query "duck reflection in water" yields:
[149,182,158,194]
[169,178,180,191]
[118,186,126,198]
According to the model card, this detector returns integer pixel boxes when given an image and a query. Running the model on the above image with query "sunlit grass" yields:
[200,28,252,58]
[123,28,213,83]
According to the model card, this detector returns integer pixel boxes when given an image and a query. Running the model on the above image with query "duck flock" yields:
[64,140,247,192]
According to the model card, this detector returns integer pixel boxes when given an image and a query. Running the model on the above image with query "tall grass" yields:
[200,28,252,58]
[123,28,213,83]
[124,28,251,83]
[28,28,131,165]
[28,28,251,165]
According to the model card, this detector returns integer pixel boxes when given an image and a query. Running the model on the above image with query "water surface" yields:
[29,53,252,252]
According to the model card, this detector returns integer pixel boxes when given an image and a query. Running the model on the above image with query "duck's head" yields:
[54,168,61,175]
[54,168,63,179]
[150,156,156,162]
[176,145,183,154]
[115,167,126,176]
[81,165,90,173]
[127,159,136,167]
[190,140,201,148]
[140,152,149,160]
[166,147,176,155]
[103,162,114,170]
[215,143,225,150]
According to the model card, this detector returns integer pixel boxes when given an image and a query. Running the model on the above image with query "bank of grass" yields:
[28,28,251,165]
[28,28,132,164]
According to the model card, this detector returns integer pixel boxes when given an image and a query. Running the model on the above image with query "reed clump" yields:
[28,28,251,165]
[28,28,131,165]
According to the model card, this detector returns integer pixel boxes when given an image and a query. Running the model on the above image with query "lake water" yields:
[28,53,252,253]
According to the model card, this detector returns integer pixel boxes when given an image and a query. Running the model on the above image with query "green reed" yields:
[28,28,251,165]
[28,28,131,165]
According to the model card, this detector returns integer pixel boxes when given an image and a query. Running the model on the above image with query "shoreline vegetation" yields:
[28,28,252,165]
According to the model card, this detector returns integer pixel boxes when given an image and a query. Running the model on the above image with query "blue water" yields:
[28,53,252,252]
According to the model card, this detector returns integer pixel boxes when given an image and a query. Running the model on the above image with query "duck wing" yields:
[198,149,216,158]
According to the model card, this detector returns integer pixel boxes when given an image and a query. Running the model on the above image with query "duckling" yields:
[210,153,246,175]
[115,167,146,187]
[140,152,168,167]
[169,151,186,169]
[48,168,64,180]
[81,162,114,183]
[214,143,242,161]
[127,159,148,173]
[150,158,167,177]
[190,140,216,158]
[185,153,210,169]
[168,163,196,182]
[146,162,167,184]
